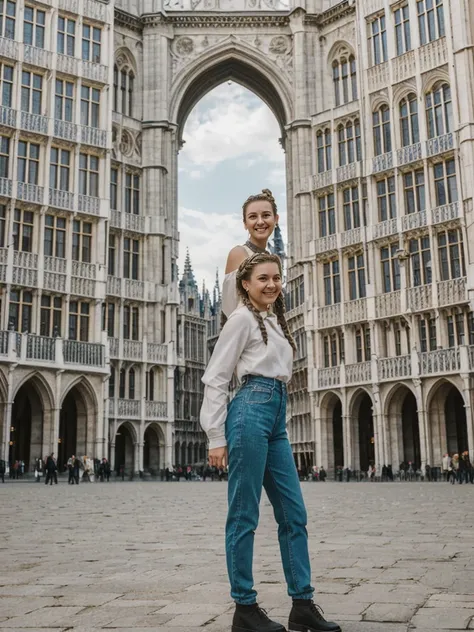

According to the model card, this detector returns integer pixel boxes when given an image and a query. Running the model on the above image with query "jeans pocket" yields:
[247,386,273,405]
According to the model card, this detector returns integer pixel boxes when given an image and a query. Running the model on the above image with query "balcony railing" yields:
[0,36,18,60]
[437,277,467,307]
[407,285,432,312]
[63,340,105,366]
[147,342,168,363]
[315,234,337,254]
[367,61,389,92]
[372,151,393,173]
[108,337,119,357]
[375,290,402,318]
[124,279,145,300]
[379,355,411,381]
[420,348,460,376]
[80,125,107,147]
[58,0,79,13]
[431,201,459,225]
[123,339,143,360]
[313,171,332,190]
[117,398,140,417]
[346,361,371,384]
[107,276,121,296]
[318,366,340,389]
[82,60,108,83]
[26,335,56,362]
[336,162,357,183]
[110,210,122,228]
[20,111,48,134]
[392,50,416,83]
[53,119,78,142]
[373,218,397,240]
[318,304,341,328]
[401,210,427,232]
[344,298,367,324]
[419,37,447,73]
[341,227,362,248]
[23,44,52,68]
[84,0,107,21]
[17,182,44,204]
[72,260,96,279]
[146,400,167,418]
[0,330,8,355]
[426,132,453,157]
[78,194,100,215]
[0,177,12,197]
[397,141,422,167]
[49,188,74,211]
[57,53,79,76]
[124,213,145,232]
[0,105,16,127]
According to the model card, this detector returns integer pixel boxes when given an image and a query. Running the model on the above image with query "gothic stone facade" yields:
[1,0,474,477]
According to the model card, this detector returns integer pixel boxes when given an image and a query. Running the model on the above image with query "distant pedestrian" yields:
[442,453,451,481]
[120,464,125,481]
[34,457,43,482]
[67,455,75,484]
[0,460,5,483]
[44,453,58,485]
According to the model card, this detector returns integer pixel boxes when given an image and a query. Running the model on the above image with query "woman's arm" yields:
[200,311,251,449]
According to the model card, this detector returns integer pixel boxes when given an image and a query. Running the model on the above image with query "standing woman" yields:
[221,189,279,320]
[201,253,340,632]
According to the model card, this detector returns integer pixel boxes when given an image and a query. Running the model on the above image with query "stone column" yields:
[343,415,352,469]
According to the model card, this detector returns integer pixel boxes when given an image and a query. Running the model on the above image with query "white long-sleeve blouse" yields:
[221,244,254,318]
[200,305,293,449]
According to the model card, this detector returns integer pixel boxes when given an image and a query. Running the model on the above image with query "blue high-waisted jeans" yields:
[225,375,314,605]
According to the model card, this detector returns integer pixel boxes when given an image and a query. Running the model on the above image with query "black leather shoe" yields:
[288,600,341,632]
[232,603,287,632]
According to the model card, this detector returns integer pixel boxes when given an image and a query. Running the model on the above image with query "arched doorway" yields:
[143,424,165,474]
[386,386,421,469]
[10,380,47,472]
[428,381,469,465]
[356,392,374,472]
[115,423,135,476]
[58,385,90,472]
[445,387,468,455]
[319,392,343,475]
[180,442,186,466]
[402,391,421,468]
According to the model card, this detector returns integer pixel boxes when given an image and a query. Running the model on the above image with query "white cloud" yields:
[178,206,244,290]
[180,83,282,171]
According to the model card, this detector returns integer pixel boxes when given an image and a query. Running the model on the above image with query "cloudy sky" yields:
[177,82,286,293]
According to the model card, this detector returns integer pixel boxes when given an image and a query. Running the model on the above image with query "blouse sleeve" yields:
[221,270,239,318]
[200,311,252,449]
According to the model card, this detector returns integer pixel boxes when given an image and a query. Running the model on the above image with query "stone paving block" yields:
[3,607,82,628]
[159,613,216,626]
[103,613,176,627]
[54,593,122,607]
[158,602,228,615]
[0,597,57,618]
[363,603,417,622]
[411,607,474,629]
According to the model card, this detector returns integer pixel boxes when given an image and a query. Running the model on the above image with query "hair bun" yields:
[262,189,274,199]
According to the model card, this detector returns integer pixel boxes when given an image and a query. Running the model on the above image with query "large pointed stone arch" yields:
[59,377,98,468]
[170,38,293,144]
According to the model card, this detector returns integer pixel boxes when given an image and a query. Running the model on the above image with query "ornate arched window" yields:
[332,54,357,107]
[128,368,135,400]
[119,368,125,399]
[373,104,392,156]
[114,51,136,117]
[338,119,361,166]
[316,128,332,173]
[400,93,419,147]
[425,82,452,139]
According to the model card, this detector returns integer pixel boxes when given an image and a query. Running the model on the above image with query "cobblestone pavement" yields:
[1,480,474,631]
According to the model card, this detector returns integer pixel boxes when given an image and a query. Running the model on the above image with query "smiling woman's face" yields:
[244,200,278,243]
[242,262,282,312]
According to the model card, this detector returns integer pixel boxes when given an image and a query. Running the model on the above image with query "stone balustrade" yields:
[401,210,427,232]
[318,303,342,329]
[420,348,460,376]
[375,290,402,318]
[431,201,459,225]
[108,337,168,364]
[0,331,106,370]
[379,355,411,381]
[437,277,467,307]
[317,366,340,389]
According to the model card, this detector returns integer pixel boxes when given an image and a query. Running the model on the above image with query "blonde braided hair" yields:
[236,253,296,353]
[242,188,278,220]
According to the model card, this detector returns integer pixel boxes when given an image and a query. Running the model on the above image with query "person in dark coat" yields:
[45,453,58,485]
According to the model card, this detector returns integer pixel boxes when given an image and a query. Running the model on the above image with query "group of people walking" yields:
[443,452,473,484]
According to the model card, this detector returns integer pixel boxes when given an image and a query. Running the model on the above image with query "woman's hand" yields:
[208,447,228,469]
